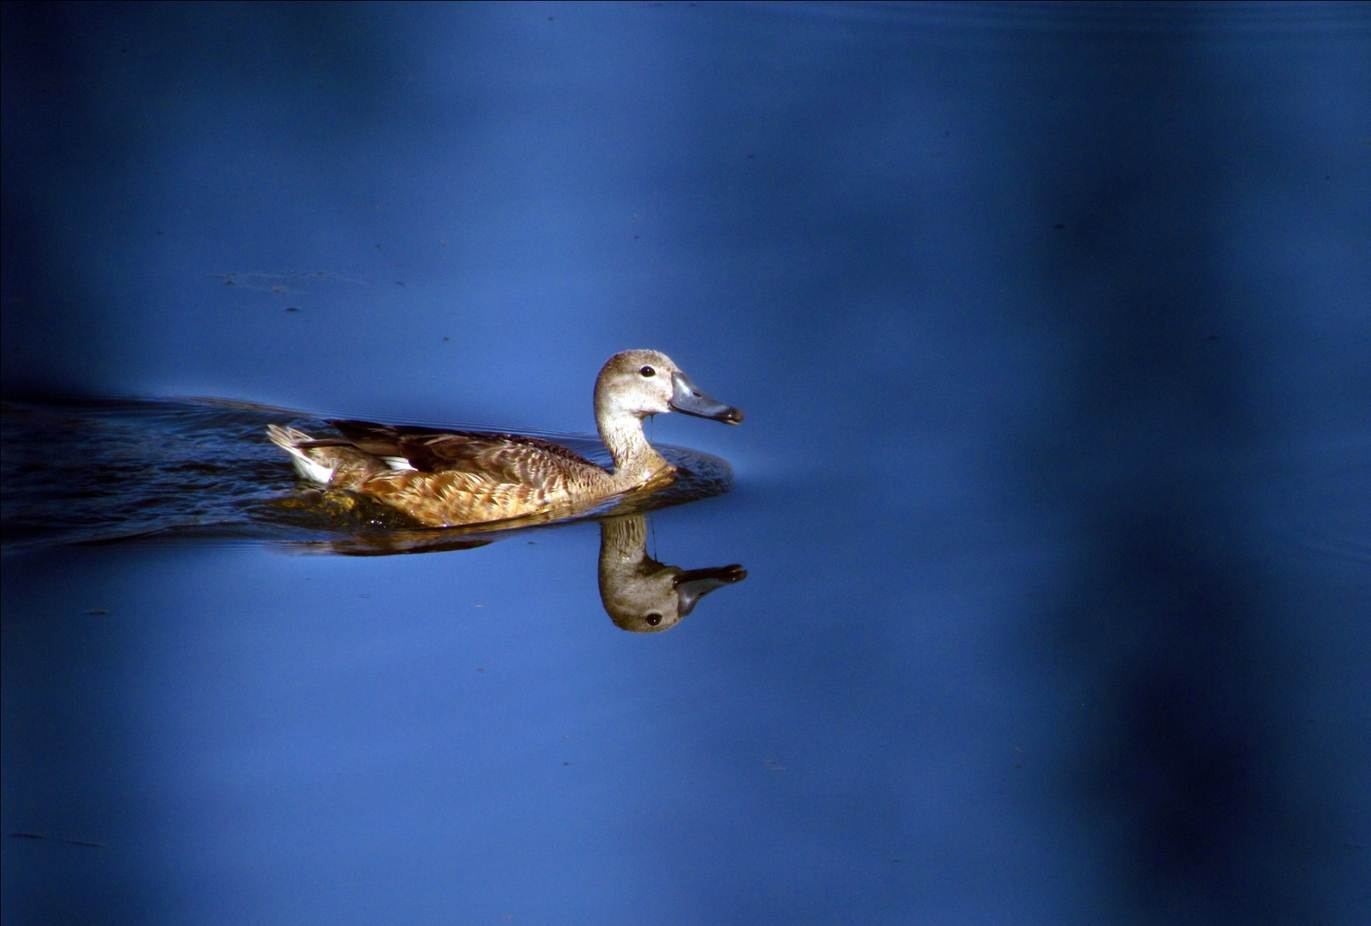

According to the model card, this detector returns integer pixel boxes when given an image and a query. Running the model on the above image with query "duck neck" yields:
[599,515,650,574]
[598,410,671,488]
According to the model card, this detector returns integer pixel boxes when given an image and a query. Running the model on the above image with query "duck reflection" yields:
[598,514,746,632]
[309,512,745,632]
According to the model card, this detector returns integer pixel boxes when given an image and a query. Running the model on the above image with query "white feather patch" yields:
[288,450,336,485]
[266,424,335,486]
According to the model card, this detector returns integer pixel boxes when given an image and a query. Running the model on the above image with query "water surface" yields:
[3,2,1369,924]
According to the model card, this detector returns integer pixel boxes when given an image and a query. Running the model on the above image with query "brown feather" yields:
[322,419,611,526]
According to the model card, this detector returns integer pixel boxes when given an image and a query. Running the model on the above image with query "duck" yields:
[266,349,742,528]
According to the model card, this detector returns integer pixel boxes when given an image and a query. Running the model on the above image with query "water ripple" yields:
[1,398,733,554]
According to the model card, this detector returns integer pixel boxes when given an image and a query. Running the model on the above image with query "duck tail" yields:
[266,424,339,486]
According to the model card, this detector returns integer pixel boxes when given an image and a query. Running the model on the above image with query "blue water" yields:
[3,2,1370,924]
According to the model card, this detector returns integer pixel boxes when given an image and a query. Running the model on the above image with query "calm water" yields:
[3,2,1370,924]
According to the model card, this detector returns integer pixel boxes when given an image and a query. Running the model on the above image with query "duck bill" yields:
[669,372,744,424]
[674,564,747,616]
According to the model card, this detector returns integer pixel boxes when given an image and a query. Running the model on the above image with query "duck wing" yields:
[328,419,598,483]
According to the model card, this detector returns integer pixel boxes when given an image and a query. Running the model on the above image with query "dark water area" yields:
[3,2,1370,924]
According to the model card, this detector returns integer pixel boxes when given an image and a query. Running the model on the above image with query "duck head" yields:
[595,350,744,424]
[598,515,747,632]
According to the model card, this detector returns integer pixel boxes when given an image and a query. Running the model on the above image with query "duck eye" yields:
[639,366,655,377]
[645,612,662,626]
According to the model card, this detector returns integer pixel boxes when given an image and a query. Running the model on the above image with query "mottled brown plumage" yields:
[267,350,742,528]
